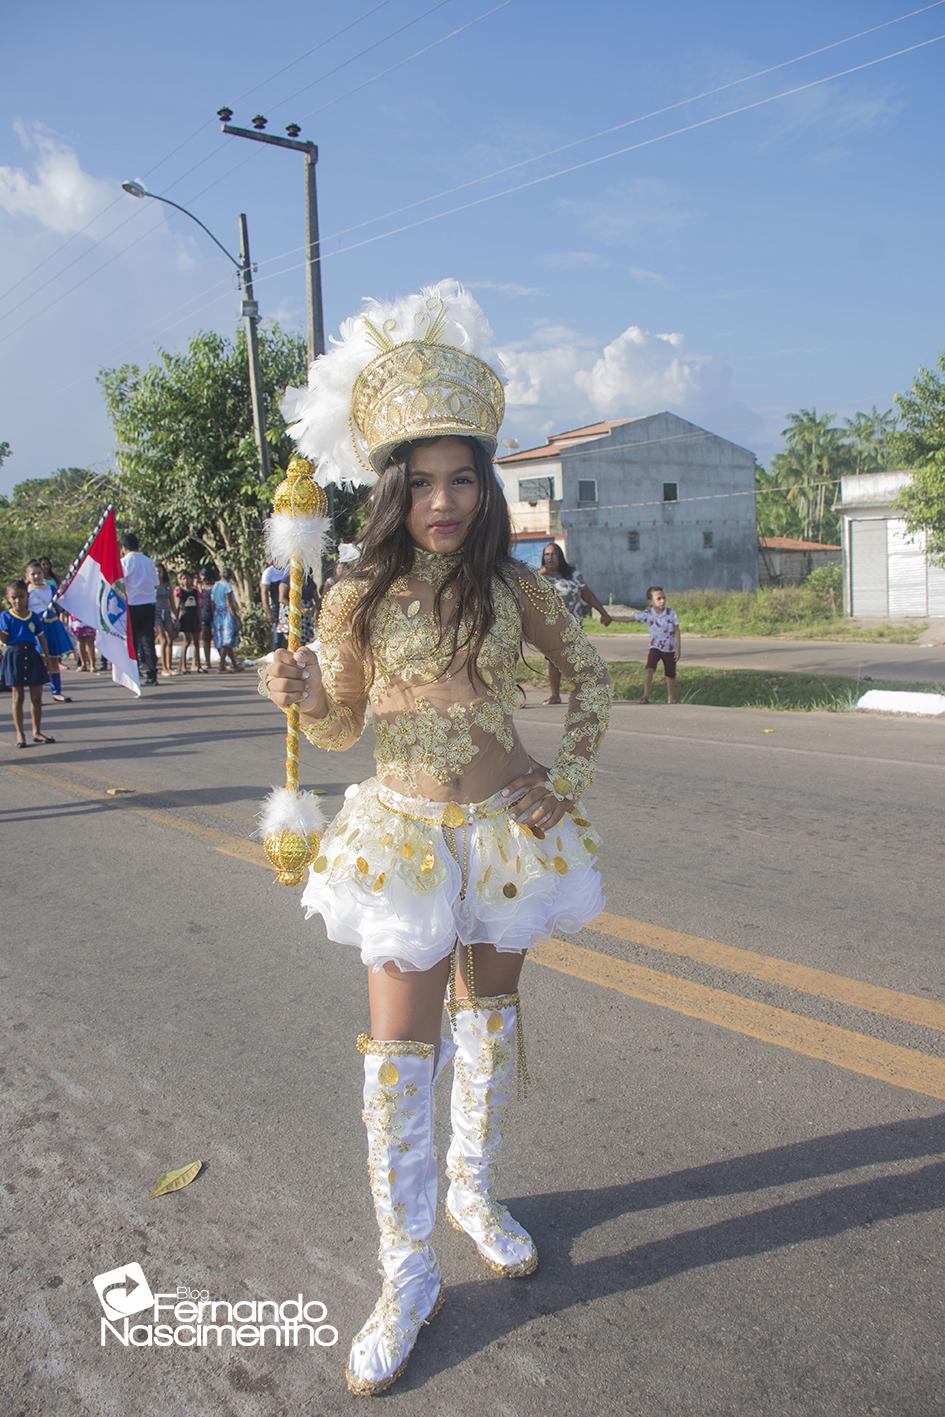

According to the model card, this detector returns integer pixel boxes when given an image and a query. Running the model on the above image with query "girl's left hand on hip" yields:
[501,762,573,830]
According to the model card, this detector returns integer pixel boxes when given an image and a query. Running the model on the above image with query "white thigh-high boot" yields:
[445,994,539,1278]
[346,1034,455,1397]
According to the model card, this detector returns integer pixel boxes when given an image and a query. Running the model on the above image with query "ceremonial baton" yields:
[258,457,330,885]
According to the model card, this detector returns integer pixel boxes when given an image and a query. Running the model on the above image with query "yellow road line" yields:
[532,937,945,1103]
[589,911,945,1033]
[11,758,945,1101]
[7,762,267,868]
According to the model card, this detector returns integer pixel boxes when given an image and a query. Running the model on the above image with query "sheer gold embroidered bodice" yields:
[301,549,612,803]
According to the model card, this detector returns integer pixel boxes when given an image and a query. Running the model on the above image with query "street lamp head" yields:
[285,122,301,138]
[121,179,149,199]
[217,105,233,123]
[251,114,268,130]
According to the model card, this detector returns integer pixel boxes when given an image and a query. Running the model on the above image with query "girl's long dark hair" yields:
[350,436,515,685]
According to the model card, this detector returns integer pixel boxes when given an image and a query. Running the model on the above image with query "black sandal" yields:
[33,733,56,744]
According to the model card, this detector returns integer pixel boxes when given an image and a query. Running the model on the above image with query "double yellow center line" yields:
[11,759,945,1102]
[534,921,945,1103]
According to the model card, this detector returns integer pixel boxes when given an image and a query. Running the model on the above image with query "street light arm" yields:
[124,186,243,270]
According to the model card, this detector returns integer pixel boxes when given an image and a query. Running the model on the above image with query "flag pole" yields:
[52,504,114,605]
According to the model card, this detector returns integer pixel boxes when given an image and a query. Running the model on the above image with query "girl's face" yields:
[181,574,193,589]
[26,564,44,586]
[405,438,480,555]
[542,545,562,571]
[7,585,28,612]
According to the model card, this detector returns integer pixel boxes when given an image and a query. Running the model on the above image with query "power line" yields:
[230,28,945,296]
[0,0,406,307]
[105,21,944,365]
[296,0,512,121]
[0,0,511,343]
[265,0,456,114]
[167,0,498,235]
[261,0,945,256]
[227,0,400,108]
[0,0,454,323]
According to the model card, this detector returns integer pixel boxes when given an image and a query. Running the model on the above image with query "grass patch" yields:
[581,586,923,643]
[524,661,943,712]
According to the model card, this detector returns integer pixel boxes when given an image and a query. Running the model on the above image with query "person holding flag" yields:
[119,533,158,686]
[56,508,140,696]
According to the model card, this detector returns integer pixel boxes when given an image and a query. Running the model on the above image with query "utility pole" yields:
[239,214,272,481]
[119,180,270,484]
[217,110,325,363]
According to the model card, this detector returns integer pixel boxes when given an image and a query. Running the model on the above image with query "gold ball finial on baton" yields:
[258,455,330,885]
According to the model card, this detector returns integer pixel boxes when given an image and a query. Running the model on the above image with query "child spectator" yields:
[68,616,97,672]
[628,585,682,704]
[1,578,54,746]
[155,564,175,676]
[198,565,215,673]
[24,559,73,702]
[174,571,201,673]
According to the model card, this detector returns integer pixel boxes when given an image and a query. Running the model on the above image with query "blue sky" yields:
[2,0,944,496]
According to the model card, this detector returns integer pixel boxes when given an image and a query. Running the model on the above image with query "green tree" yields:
[895,351,945,563]
[99,325,361,609]
[843,405,897,474]
[0,466,117,585]
[755,462,805,539]
[767,408,846,544]
[0,441,11,470]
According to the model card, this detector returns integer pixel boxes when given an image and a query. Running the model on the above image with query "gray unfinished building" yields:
[499,412,758,602]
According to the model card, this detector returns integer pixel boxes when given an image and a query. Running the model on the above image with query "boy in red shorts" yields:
[629,585,682,703]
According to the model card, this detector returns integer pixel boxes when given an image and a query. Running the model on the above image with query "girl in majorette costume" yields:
[262,281,612,1396]
[25,560,73,701]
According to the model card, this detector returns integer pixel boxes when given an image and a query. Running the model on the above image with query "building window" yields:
[663,482,678,502]
[518,475,553,504]
[578,479,598,505]
[627,530,640,552]
[702,530,714,549]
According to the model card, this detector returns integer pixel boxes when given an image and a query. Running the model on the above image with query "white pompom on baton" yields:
[258,455,330,885]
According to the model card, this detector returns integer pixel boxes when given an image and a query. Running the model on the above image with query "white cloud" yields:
[557,178,689,246]
[540,251,609,270]
[499,319,757,448]
[775,87,902,142]
[575,326,706,412]
[467,280,547,297]
[0,121,118,236]
[628,266,670,286]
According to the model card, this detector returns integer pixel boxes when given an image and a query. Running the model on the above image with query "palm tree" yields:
[843,406,898,474]
[777,408,843,542]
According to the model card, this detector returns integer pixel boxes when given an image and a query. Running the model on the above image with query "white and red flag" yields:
[56,507,140,696]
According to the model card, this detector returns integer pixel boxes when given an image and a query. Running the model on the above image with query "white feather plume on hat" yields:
[280,278,507,490]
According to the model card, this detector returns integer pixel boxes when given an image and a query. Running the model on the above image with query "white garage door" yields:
[928,558,945,616]
[850,519,888,616]
[887,519,928,617]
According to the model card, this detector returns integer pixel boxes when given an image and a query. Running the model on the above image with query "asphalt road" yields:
[595,631,945,683]
[3,673,945,1417]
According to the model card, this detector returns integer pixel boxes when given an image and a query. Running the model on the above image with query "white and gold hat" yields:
[281,279,507,489]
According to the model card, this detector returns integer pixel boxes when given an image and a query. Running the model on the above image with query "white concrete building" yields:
[498,412,757,598]
[839,470,945,617]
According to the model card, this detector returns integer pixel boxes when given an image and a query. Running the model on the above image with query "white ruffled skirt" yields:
[299,777,604,972]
